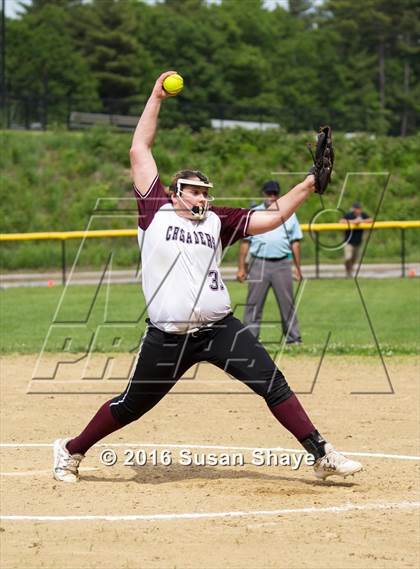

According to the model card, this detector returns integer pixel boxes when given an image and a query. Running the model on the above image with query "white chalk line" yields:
[0,442,418,461]
[1,467,98,477]
[1,501,419,523]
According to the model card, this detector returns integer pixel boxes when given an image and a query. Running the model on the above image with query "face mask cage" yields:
[175,178,214,219]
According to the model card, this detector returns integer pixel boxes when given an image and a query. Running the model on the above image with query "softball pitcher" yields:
[53,71,361,483]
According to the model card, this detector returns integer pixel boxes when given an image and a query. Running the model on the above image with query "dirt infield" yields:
[1,354,419,569]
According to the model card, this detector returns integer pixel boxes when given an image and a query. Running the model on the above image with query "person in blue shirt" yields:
[237,180,302,344]
[340,202,372,278]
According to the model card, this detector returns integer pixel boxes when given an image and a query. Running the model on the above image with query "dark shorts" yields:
[109,314,291,425]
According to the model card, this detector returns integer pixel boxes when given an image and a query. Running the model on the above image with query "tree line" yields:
[3,0,420,135]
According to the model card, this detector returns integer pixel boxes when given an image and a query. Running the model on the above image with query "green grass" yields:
[1,128,419,269]
[1,278,418,355]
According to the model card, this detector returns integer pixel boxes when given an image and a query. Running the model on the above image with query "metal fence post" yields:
[315,232,320,279]
[61,240,66,285]
[401,228,406,277]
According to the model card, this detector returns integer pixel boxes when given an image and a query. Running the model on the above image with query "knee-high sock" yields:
[66,400,123,456]
[269,393,315,442]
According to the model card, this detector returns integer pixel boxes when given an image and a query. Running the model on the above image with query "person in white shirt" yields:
[53,71,362,483]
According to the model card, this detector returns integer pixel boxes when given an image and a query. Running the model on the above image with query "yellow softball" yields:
[163,73,184,95]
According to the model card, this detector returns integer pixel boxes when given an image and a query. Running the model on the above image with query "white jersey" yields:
[135,175,253,333]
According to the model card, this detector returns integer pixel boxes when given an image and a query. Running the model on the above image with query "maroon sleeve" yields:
[211,206,254,249]
[134,175,171,230]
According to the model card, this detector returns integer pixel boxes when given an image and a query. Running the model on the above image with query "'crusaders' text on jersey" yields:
[135,175,254,333]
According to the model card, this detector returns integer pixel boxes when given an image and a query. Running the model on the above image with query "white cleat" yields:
[314,443,363,480]
[53,438,84,483]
